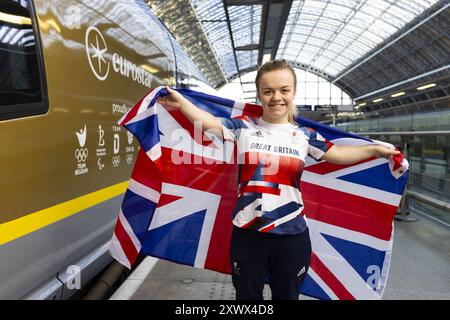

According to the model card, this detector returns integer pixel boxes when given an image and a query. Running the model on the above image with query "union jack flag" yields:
[109,86,409,300]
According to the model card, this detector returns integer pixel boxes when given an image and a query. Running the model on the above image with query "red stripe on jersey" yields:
[240,152,304,187]
[259,223,275,232]
[241,216,259,229]
[310,252,355,300]
[302,183,396,240]
[240,185,281,195]
[233,115,251,122]
[326,141,334,151]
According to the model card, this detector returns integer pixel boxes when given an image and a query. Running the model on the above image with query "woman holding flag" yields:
[158,59,400,300]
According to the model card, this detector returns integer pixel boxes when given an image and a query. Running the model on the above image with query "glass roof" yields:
[154,0,440,87]
[277,0,439,77]
[191,0,262,79]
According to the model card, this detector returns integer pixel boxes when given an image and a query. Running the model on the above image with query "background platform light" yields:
[391,92,406,97]
[417,83,436,91]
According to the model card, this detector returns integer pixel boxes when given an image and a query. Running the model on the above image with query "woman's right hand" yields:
[157,86,185,109]
[157,85,223,134]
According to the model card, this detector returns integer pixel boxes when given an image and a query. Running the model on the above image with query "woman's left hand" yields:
[373,146,400,159]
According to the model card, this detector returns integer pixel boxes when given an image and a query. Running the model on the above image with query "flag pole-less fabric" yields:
[109,86,409,300]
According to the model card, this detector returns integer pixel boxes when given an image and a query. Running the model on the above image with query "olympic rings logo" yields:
[126,154,133,164]
[75,148,88,162]
[112,155,121,167]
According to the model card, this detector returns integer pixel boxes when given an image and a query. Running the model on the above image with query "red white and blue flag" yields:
[109,86,409,300]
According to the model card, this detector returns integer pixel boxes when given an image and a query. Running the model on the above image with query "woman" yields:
[158,59,399,300]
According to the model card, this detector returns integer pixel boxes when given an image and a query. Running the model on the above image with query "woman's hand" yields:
[157,86,186,109]
[156,86,223,133]
[373,145,400,159]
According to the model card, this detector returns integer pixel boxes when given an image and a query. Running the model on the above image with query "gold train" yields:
[0,0,213,299]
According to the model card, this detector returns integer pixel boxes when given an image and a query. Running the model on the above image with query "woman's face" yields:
[257,69,296,124]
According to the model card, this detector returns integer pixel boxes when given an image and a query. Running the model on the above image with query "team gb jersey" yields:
[220,116,333,235]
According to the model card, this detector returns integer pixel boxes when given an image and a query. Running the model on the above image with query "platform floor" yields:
[112,212,450,300]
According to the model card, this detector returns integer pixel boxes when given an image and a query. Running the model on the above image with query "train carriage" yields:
[0,0,213,299]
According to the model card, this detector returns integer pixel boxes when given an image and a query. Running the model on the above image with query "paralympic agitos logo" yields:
[85,25,152,87]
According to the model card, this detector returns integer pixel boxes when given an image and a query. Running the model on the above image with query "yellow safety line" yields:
[0,181,128,246]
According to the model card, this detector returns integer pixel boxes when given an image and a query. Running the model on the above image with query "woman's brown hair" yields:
[255,59,298,125]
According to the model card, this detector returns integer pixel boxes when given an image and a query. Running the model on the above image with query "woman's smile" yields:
[268,103,286,108]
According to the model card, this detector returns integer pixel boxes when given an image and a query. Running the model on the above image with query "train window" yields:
[0,0,47,121]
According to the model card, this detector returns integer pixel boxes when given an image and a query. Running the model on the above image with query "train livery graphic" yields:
[0,0,213,299]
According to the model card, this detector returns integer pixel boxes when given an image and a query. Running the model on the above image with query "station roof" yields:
[277,0,440,77]
[147,0,448,101]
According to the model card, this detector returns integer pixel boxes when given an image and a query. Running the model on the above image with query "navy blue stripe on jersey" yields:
[245,216,274,231]
[297,126,333,160]
[221,117,248,130]
[272,215,308,235]
[244,201,304,233]
[308,130,325,148]
[261,201,303,221]
[233,193,262,215]
[221,117,250,141]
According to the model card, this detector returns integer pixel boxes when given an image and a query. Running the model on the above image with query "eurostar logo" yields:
[85,26,110,81]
